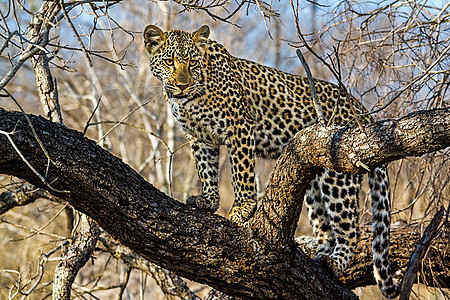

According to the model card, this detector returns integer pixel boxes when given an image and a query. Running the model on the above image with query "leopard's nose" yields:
[177,84,189,91]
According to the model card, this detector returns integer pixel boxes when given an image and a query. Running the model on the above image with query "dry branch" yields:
[0,108,449,299]
[99,235,200,300]
[52,214,100,300]
[0,183,58,214]
[297,213,450,290]
[399,207,447,300]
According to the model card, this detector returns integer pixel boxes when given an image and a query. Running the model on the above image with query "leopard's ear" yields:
[193,25,210,43]
[143,25,166,55]
[193,25,210,53]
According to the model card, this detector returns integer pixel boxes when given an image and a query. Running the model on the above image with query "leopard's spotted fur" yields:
[143,25,399,298]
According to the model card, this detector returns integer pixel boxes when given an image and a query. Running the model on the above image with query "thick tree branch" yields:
[0,184,200,299]
[0,108,449,299]
[4,185,447,296]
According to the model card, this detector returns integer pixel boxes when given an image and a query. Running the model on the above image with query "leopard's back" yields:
[233,58,370,158]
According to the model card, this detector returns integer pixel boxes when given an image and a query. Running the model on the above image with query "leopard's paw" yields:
[314,253,345,277]
[228,204,256,224]
[186,195,219,212]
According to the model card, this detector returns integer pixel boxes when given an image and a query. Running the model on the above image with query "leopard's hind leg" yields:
[306,169,360,277]
[305,168,335,258]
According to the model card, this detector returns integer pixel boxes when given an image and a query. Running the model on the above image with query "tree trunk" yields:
[0,108,449,299]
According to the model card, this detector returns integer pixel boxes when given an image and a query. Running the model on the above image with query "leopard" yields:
[143,24,399,298]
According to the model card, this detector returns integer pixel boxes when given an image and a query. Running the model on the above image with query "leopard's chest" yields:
[168,96,227,144]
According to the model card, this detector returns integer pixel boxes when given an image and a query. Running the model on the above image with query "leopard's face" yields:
[144,25,210,98]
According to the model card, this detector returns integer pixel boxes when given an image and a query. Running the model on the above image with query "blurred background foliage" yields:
[0,0,449,298]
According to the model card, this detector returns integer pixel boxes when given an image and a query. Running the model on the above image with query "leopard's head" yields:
[143,25,210,98]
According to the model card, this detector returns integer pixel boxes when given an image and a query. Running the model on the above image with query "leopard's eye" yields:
[164,58,174,66]
[189,59,199,68]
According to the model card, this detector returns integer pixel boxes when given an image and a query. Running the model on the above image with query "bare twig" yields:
[399,206,446,300]
[295,48,326,124]
[290,0,364,130]
[99,235,200,300]
[58,0,93,67]
[0,88,61,172]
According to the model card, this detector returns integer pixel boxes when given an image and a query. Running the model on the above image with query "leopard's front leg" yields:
[227,127,257,223]
[186,136,220,212]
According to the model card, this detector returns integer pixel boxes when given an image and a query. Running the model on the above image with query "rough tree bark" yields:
[3,186,448,295]
[52,214,100,299]
[0,108,449,299]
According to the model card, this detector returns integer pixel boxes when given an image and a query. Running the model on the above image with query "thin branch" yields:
[295,48,326,124]
[12,203,68,242]
[0,45,40,89]
[399,206,446,300]
[0,183,57,215]
[96,100,151,145]
[1,217,67,240]
[0,29,17,56]
[0,1,60,90]
[19,246,60,299]
[59,0,93,67]
[1,84,60,173]
[290,0,364,130]
[99,235,200,300]
[360,42,450,116]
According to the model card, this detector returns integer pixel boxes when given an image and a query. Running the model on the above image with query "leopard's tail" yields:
[369,167,399,299]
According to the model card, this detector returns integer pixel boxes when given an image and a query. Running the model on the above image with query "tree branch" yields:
[4,185,447,297]
[0,107,449,298]
[0,183,59,215]
[399,207,447,300]
[52,214,100,300]
[0,109,355,299]
[99,235,200,300]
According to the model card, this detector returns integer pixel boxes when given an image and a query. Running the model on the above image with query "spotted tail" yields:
[369,167,399,298]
